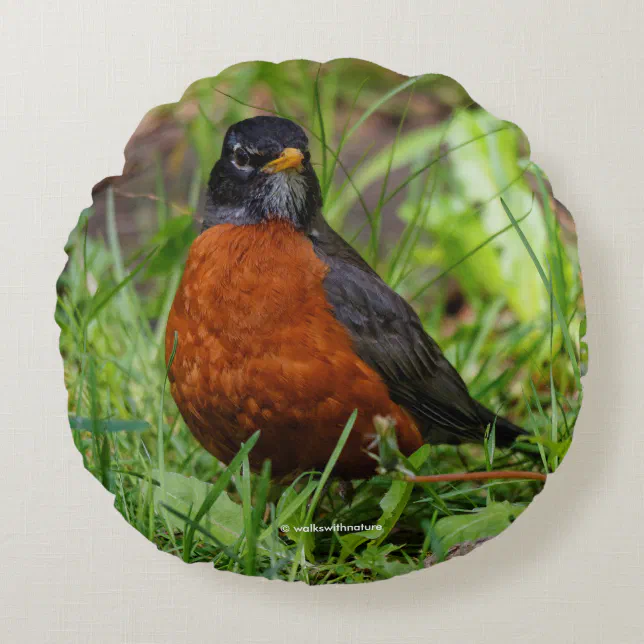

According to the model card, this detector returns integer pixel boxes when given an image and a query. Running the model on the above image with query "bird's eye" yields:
[303,150,311,164]
[233,148,250,167]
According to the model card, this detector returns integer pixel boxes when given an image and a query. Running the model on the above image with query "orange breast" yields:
[165,220,422,479]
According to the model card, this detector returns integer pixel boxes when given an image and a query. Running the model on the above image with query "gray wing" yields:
[309,217,486,444]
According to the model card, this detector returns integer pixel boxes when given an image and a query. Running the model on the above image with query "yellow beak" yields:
[262,147,305,174]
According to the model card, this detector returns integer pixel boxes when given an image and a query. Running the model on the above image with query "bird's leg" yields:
[309,476,335,515]
[335,478,355,507]
[307,475,355,518]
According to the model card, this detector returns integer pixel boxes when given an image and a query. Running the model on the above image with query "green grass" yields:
[55,59,585,584]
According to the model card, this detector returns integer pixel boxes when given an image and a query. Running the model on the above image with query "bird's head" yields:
[203,116,322,232]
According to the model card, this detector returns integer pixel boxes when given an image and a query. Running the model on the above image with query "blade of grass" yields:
[410,210,531,303]
[161,503,244,565]
[263,478,318,541]
[84,246,158,326]
[157,331,178,495]
[287,410,357,581]
[383,125,517,208]
[345,75,419,140]
[461,296,505,378]
[500,197,581,387]
[304,409,358,525]
[323,76,370,201]
[386,102,473,285]
[521,388,549,471]
[182,430,261,561]
[238,454,255,575]
[547,262,559,469]
[154,155,169,230]
[313,65,329,192]
[245,459,272,575]
[369,85,415,265]
[534,165,568,318]
[105,188,155,346]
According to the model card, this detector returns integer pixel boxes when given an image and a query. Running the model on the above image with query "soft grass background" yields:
[56,59,585,584]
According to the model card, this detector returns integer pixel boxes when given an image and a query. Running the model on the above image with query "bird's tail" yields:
[474,401,528,447]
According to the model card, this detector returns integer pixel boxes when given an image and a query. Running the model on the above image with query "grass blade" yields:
[157,331,178,495]
[313,65,328,191]
[304,409,357,525]
[287,410,357,581]
[345,76,419,140]
[182,430,261,561]
[500,198,581,386]
[85,246,158,325]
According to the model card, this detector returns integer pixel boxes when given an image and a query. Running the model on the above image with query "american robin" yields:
[166,115,526,479]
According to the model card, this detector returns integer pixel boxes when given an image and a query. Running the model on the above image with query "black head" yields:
[203,116,322,232]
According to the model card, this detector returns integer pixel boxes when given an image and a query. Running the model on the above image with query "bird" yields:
[165,115,526,480]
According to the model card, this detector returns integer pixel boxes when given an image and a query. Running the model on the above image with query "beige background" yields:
[1,1,642,642]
